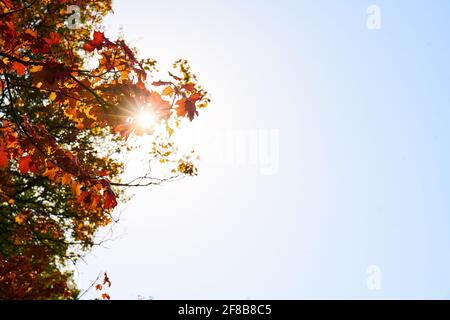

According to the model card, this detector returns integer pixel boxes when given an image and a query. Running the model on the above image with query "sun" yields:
[136,111,155,129]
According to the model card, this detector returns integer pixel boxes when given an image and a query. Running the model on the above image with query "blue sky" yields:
[77,0,450,299]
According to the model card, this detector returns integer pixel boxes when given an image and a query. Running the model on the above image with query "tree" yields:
[0,0,209,299]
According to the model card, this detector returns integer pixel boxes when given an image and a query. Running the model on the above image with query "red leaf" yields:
[92,31,105,44]
[120,41,137,63]
[11,62,26,76]
[182,83,195,92]
[18,155,35,175]
[189,92,203,103]
[44,32,60,46]
[95,284,102,291]
[101,293,110,300]
[0,146,8,169]
[1,0,13,8]
[104,188,117,209]
[152,81,171,87]
[176,99,186,117]
[83,31,106,52]
[82,42,95,52]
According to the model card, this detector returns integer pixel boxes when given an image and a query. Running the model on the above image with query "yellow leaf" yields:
[120,70,129,80]
[30,65,43,72]
[15,213,26,225]
[49,92,57,101]
[166,123,174,136]
[43,167,58,180]
[71,182,82,196]
[61,173,72,185]
[162,86,174,97]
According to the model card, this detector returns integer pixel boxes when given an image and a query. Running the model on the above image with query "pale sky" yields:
[77,0,450,299]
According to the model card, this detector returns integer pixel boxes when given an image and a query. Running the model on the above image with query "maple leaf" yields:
[95,284,102,291]
[83,31,106,52]
[29,65,43,73]
[43,166,58,180]
[15,213,26,225]
[101,293,110,300]
[0,146,8,169]
[71,181,83,196]
[176,98,198,121]
[55,151,80,175]
[104,188,117,210]
[24,28,37,38]
[61,173,72,185]
[34,62,69,85]
[182,83,196,92]
[1,0,13,9]
[43,31,60,46]
[162,86,174,97]
[11,61,26,76]
[119,41,137,63]
[18,155,36,175]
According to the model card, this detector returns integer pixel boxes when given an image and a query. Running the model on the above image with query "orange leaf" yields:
[2,0,13,9]
[189,92,203,103]
[182,83,195,92]
[101,293,110,300]
[61,173,72,185]
[15,213,26,225]
[176,98,197,121]
[176,99,186,117]
[71,182,83,196]
[83,31,106,52]
[11,62,26,76]
[43,166,58,180]
[44,31,60,46]
[83,42,95,52]
[25,28,37,38]
[18,155,35,175]
[162,86,174,97]
[136,79,146,90]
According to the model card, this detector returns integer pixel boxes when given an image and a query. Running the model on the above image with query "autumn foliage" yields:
[0,0,209,299]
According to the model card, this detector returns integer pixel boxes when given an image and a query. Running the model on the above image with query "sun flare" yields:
[136,111,155,129]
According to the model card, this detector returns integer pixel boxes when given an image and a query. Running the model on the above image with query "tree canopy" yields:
[0,0,209,299]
